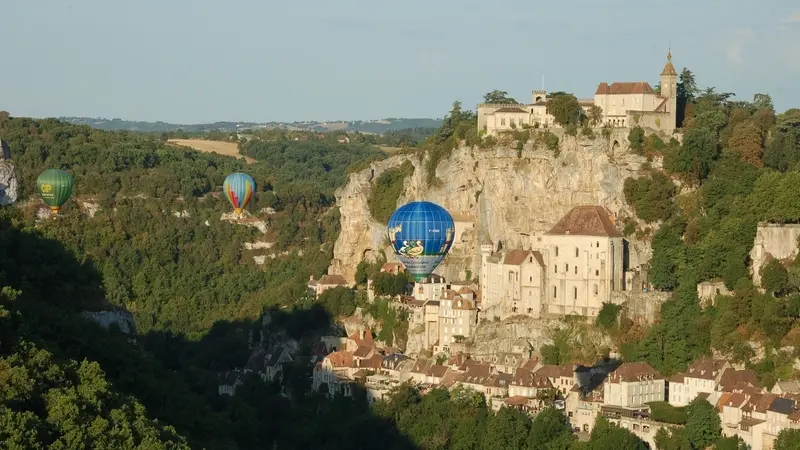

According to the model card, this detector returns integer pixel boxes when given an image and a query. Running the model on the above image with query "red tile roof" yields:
[546,206,622,237]
[606,362,664,383]
[595,82,657,96]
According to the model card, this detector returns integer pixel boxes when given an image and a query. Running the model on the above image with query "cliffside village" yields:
[221,315,800,450]
[217,202,800,450]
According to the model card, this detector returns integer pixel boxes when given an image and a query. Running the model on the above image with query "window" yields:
[596,270,599,276]
[574,266,577,274]
[529,257,532,263]
[555,246,559,256]
[501,118,506,125]
[529,276,532,282]
[554,265,558,273]
[594,284,598,295]
[553,286,557,298]
[573,287,577,299]
[565,264,569,271]
[596,241,599,247]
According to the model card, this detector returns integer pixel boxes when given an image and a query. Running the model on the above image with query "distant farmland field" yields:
[168,139,256,163]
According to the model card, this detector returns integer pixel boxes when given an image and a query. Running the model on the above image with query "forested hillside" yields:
[0,115,391,448]
[611,84,800,388]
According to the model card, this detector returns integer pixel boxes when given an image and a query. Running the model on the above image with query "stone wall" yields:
[611,290,670,323]
[329,131,656,284]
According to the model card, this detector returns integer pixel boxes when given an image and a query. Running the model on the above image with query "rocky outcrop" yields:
[81,309,137,335]
[750,223,800,287]
[0,139,19,206]
[221,212,268,233]
[330,130,657,283]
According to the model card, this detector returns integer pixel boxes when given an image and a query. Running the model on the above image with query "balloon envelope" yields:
[387,201,455,282]
[36,169,74,214]
[223,173,256,215]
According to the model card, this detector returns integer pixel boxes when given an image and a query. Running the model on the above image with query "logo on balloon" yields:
[41,184,52,193]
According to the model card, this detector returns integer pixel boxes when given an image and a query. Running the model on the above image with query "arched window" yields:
[595,270,599,276]
[575,248,579,257]
[573,287,577,299]
[555,246,559,257]
[596,241,600,247]
[574,266,578,274]
[554,265,558,273]
[553,286,557,298]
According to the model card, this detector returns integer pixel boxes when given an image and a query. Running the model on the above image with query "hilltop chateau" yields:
[477,50,679,135]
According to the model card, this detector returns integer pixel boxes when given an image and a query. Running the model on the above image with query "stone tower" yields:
[659,49,678,130]
[531,90,547,104]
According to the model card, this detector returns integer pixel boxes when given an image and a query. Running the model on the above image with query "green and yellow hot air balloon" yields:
[36,169,74,215]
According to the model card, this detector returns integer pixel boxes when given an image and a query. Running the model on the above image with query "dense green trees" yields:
[546,92,583,127]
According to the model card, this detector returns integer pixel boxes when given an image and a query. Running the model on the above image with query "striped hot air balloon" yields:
[223,172,256,217]
[36,169,74,216]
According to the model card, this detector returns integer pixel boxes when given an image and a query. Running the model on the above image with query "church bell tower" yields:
[659,49,678,131]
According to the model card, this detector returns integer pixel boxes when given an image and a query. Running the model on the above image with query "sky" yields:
[2,0,799,124]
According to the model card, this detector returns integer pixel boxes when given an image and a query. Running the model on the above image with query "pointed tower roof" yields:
[661,49,677,76]
[481,233,493,246]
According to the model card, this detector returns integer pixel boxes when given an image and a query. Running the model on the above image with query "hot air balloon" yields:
[36,169,74,215]
[223,172,256,217]
[387,201,455,282]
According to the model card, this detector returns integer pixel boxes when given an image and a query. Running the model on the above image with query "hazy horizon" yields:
[3,0,799,124]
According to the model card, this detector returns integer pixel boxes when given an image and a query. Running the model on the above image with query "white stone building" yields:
[480,205,626,319]
[413,274,448,301]
[603,362,665,408]
[668,357,730,406]
[437,290,478,351]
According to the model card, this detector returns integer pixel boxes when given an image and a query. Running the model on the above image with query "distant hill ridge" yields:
[59,116,443,134]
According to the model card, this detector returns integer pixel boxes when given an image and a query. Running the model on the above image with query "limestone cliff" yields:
[330,130,657,283]
[0,139,19,206]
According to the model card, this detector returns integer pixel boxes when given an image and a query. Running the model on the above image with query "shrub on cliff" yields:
[622,171,675,223]
[367,160,415,224]
[628,126,645,154]
[424,101,478,186]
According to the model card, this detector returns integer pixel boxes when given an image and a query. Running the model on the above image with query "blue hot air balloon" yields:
[387,201,455,282]
[223,173,256,216]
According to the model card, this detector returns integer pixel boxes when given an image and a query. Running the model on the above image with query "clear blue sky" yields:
[2,0,799,124]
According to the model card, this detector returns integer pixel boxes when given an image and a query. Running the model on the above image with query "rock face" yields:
[0,139,19,206]
[330,130,657,283]
[466,316,612,359]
